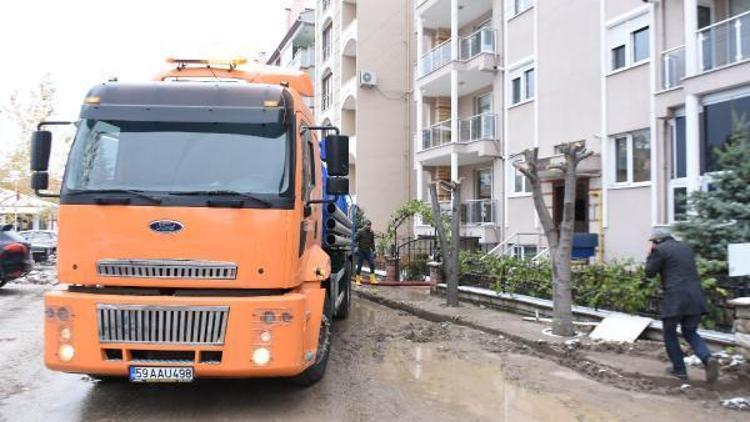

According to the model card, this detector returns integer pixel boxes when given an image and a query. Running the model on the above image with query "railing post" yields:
[736,18,743,62]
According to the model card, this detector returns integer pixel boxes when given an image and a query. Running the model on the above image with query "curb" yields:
[356,281,434,287]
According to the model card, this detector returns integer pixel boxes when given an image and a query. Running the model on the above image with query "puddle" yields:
[371,342,611,421]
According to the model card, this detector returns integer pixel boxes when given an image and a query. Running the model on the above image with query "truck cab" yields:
[31,59,353,385]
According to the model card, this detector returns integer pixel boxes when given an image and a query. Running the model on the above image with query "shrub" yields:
[457,251,727,328]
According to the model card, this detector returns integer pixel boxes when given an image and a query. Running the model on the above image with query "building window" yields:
[322,22,332,60]
[507,0,534,18]
[701,92,750,173]
[670,186,688,222]
[611,45,626,70]
[509,63,535,105]
[632,26,650,63]
[475,93,492,115]
[611,129,651,185]
[511,158,530,194]
[322,0,330,11]
[671,116,687,179]
[606,11,650,72]
[321,73,332,111]
[476,168,492,199]
[524,68,535,99]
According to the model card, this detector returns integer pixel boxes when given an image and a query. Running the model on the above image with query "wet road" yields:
[0,283,744,422]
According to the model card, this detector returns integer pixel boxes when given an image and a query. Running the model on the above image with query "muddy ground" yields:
[1,278,748,421]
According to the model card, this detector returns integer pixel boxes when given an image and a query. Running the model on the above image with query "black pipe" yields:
[325,203,352,228]
[326,218,352,236]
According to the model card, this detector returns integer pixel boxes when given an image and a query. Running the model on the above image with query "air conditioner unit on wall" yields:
[359,71,377,87]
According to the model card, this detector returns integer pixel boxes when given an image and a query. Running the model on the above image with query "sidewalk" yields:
[353,284,750,401]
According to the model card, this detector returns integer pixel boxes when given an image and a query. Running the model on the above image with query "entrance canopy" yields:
[0,188,58,215]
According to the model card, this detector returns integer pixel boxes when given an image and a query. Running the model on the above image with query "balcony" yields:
[661,45,685,89]
[417,116,500,166]
[459,113,496,143]
[420,39,452,77]
[418,29,496,79]
[289,48,315,69]
[459,28,495,61]
[416,199,498,243]
[461,199,496,225]
[698,10,750,72]
[421,119,453,150]
[434,199,496,224]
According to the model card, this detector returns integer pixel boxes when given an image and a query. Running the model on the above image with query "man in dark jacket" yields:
[645,228,718,382]
[354,220,377,285]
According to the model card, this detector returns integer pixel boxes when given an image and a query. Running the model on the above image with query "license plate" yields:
[129,366,194,383]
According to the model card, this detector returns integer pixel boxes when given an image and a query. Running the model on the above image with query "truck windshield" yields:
[64,120,291,196]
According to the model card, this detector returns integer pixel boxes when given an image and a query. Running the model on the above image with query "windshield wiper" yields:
[169,190,272,208]
[67,189,162,204]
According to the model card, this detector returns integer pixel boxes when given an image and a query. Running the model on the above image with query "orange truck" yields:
[30,58,355,385]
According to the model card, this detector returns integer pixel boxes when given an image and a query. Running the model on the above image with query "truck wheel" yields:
[335,260,352,320]
[289,292,333,387]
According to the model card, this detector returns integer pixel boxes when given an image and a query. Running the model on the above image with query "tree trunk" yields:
[514,144,592,337]
[448,183,461,307]
[429,182,459,307]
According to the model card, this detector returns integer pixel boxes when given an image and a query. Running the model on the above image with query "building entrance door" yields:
[552,178,589,233]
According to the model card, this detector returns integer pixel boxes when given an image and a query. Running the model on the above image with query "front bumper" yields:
[44,286,325,378]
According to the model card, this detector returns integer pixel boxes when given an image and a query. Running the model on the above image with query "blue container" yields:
[572,233,598,259]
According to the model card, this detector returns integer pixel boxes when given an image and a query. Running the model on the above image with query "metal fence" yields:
[458,113,496,142]
[420,39,452,76]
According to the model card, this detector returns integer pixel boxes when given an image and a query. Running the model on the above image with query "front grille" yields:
[97,305,229,345]
[96,259,237,280]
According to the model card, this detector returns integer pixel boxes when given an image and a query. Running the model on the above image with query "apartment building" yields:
[413,0,750,261]
[266,4,316,110]
[314,0,414,230]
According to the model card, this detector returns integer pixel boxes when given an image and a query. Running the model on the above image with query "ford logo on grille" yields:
[149,220,184,234]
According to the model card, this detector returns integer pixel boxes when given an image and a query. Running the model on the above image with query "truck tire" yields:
[289,292,333,387]
[335,260,352,320]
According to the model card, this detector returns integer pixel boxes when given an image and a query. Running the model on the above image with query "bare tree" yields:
[428,181,461,307]
[0,75,57,194]
[514,142,592,336]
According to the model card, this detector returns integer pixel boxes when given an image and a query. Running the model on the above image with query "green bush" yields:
[458,251,733,328]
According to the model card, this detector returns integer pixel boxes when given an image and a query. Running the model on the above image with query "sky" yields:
[0,0,288,160]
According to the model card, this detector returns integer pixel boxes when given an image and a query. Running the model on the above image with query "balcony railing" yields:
[461,199,496,225]
[421,119,452,150]
[290,48,315,69]
[460,28,496,60]
[420,39,453,77]
[459,113,496,142]
[698,10,750,72]
[436,199,497,225]
[661,45,685,89]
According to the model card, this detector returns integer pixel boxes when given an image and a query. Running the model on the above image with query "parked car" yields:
[0,225,33,287]
[18,230,57,262]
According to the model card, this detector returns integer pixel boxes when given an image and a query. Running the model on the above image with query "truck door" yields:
[299,118,319,257]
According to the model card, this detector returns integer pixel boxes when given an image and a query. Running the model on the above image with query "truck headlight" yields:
[58,344,75,362]
[252,347,271,366]
[259,331,272,343]
[59,327,72,341]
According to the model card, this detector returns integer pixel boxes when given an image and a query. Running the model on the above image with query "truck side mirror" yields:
[325,135,349,176]
[326,177,349,196]
[31,130,52,172]
[31,172,49,191]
